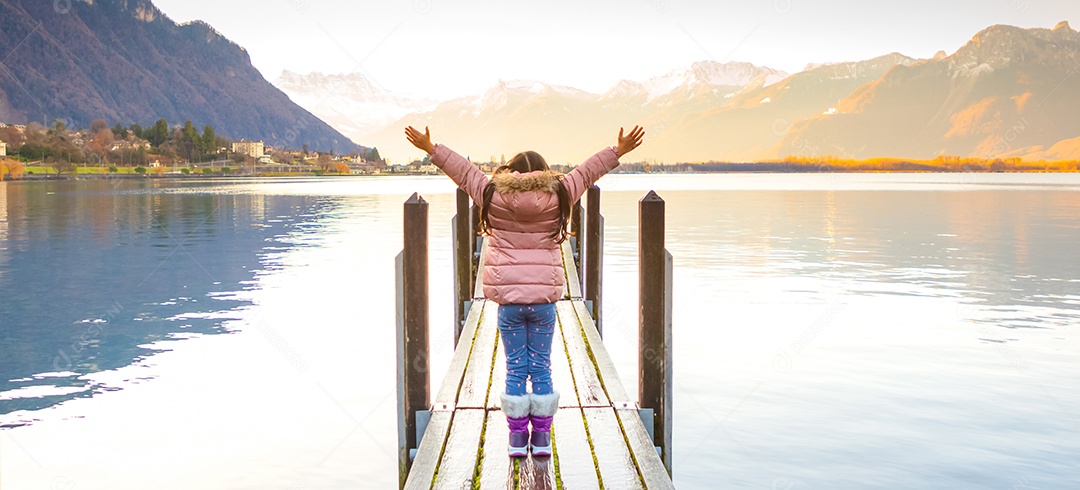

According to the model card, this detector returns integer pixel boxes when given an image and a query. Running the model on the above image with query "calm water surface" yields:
[1,174,1078,489]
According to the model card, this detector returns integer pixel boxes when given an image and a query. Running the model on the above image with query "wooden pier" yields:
[397,189,675,489]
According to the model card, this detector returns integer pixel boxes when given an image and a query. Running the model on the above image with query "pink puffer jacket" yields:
[430,144,621,305]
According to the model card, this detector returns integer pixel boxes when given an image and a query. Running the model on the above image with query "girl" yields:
[405,125,645,457]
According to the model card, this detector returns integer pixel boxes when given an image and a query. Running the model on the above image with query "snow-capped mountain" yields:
[601,80,647,101]
[467,79,597,116]
[604,61,788,104]
[772,21,1080,160]
[274,70,438,141]
[354,22,1080,164]
[364,61,789,164]
[285,60,789,162]
[641,52,919,162]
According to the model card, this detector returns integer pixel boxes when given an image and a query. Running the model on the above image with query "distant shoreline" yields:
[5,169,1079,183]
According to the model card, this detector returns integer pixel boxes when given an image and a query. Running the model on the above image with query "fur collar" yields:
[491,170,564,194]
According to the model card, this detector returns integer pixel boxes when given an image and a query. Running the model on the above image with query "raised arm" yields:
[406,126,489,204]
[564,126,645,203]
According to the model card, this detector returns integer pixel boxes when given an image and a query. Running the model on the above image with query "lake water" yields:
[1,174,1079,489]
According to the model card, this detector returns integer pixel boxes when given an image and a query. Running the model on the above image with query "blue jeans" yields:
[498,303,557,396]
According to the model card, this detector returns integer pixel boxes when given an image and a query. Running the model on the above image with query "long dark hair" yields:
[479,151,572,243]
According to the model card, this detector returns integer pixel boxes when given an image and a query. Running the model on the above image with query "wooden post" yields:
[470,203,481,265]
[584,185,604,335]
[397,193,430,487]
[452,189,471,345]
[639,190,673,475]
[571,199,584,282]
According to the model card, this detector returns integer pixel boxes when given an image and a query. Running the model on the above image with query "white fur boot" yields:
[528,391,560,418]
[501,393,532,419]
[502,393,532,457]
[529,392,559,456]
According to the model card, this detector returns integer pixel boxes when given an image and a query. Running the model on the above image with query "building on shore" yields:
[0,141,6,157]
[232,140,265,159]
[347,162,379,175]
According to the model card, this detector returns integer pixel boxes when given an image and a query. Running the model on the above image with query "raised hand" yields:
[405,126,435,155]
[616,126,645,157]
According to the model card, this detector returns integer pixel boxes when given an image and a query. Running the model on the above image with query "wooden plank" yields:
[473,238,488,299]
[403,410,452,490]
[457,301,500,409]
[571,301,631,403]
[478,411,514,489]
[553,408,601,489]
[561,240,583,300]
[435,300,487,405]
[549,312,578,409]
[431,409,486,489]
[572,301,677,487]
[489,335,506,410]
[556,301,609,408]
[584,408,644,490]
[520,453,556,489]
[617,409,676,489]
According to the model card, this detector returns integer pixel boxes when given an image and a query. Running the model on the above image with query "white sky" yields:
[153,0,1079,100]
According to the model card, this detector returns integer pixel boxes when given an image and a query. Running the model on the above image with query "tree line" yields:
[2,117,385,177]
[0,118,233,169]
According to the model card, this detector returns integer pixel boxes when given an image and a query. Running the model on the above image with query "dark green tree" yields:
[17,143,49,161]
[181,120,200,161]
[147,119,169,147]
[129,123,144,139]
[201,125,216,157]
[112,123,127,139]
[369,147,381,162]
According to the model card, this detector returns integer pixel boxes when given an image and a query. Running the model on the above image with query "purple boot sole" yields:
[508,431,529,458]
[530,431,552,456]
[530,415,554,456]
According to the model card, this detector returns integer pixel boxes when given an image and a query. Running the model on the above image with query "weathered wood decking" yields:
[403,241,675,489]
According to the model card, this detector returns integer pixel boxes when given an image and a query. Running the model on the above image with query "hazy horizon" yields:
[152,0,1080,100]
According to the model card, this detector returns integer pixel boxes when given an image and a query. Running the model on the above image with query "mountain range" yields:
[274,71,438,145]
[1,1,1074,164]
[281,22,1080,164]
[0,0,357,154]
[773,22,1080,161]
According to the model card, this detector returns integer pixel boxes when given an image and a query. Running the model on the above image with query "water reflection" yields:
[1,174,1078,489]
[591,179,1080,489]
[0,183,8,277]
[0,177,465,489]
[0,180,336,423]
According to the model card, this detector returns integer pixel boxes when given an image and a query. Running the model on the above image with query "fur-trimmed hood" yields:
[491,170,564,194]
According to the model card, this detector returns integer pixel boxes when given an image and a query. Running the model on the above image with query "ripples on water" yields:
[595,177,1080,489]
[1,174,1079,489]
